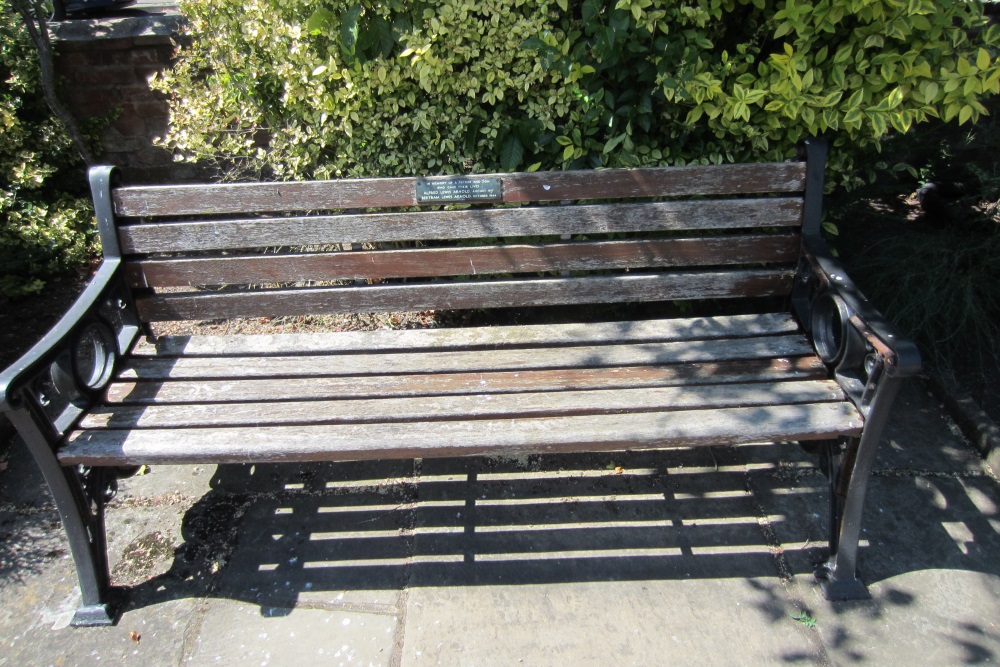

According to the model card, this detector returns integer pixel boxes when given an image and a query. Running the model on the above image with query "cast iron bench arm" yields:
[0,259,140,440]
[796,233,921,421]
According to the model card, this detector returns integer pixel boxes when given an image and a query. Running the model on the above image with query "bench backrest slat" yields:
[118,198,803,254]
[113,162,807,217]
[126,236,801,289]
[133,270,794,322]
[109,161,812,323]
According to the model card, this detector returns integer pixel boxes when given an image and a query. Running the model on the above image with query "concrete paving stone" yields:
[0,517,200,667]
[750,467,1000,664]
[187,600,399,667]
[116,462,218,500]
[206,459,418,495]
[730,440,816,469]
[409,452,784,590]
[814,569,1000,665]
[216,486,410,611]
[0,507,65,591]
[848,475,1000,587]
[401,580,823,667]
[1,596,203,667]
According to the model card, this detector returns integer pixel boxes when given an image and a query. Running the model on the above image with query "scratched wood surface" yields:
[126,235,800,288]
[62,402,860,465]
[130,313,802,356]
[117,198,803,254]
[81,380,845,429]
[105,357,829,405]
[113,162,807,217]
[119,335,814,381]
[134,269,794,321]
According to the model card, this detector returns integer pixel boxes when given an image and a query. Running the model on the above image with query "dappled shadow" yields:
[121,449,794,614]
[0,439,66,588]
[0,508,66,587]
[743,435,1000,664]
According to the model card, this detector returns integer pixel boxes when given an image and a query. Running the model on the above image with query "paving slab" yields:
[750,459,1000,665]
[216,492,408,611]
[402,579,823,667]
[814,569,1000,665]
[186,600,399,667]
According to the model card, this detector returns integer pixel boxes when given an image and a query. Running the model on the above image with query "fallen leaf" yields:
[614,466,624,475]
[130,631,141,643]
[0,461,8,472]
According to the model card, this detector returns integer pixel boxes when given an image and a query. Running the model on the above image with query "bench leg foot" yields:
[815,561,870,601]
[71,603,115,627]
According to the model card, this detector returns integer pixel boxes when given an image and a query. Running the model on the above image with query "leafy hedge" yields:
[1,9,95,299]
[156,0,1000,187]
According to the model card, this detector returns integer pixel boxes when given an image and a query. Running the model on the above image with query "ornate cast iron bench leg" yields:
[818,375,905,599]
[5,409,115,625]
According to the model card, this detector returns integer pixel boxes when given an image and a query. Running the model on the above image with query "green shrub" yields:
[155,0,1000,187]
[1,7,96,299]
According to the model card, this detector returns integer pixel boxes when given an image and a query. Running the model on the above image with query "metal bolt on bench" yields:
[0,139,920,625]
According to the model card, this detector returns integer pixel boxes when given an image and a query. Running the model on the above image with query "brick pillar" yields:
[51,12,201,183]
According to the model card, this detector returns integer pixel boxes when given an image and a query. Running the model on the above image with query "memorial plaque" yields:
[416,177,503,204]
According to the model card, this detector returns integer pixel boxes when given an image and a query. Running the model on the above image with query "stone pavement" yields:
[1,378,998,666]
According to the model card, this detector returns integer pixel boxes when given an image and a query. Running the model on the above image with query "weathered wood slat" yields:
[134,270,795,321]
[112,163,807,217]
[60,401,862,465]
[81,380,845,429]
[132,313,802,357]
[118,335,814,380]
[126,236,800,288]
[117,199,803,254]
[106,357,828,405]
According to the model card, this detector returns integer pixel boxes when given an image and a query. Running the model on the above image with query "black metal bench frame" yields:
[0,140,920,626]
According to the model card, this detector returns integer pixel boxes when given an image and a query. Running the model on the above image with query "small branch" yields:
[13,0,96,165]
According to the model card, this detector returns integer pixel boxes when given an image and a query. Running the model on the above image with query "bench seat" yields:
[62,313,862,465]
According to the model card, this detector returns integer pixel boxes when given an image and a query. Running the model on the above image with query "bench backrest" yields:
[100,158,815,324]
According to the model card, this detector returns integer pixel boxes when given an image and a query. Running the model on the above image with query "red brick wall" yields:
[52,14,201,184]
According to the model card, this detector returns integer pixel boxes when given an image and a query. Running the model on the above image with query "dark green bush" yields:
[155,0,1000,187]
[1,6,96,299]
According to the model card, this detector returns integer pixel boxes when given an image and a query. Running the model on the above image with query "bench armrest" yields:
[795,235,921,414]
[0,260,141,442]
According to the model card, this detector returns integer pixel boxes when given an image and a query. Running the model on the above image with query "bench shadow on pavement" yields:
[123,449,783,609]
[119,446,1000,628]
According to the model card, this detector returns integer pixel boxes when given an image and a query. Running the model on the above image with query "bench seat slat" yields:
[133,313,802,357]
[107,357,828,405]
[117,199,803,254]
[119,335,814,380]
[80,380,846,429]
[126,235,800,288]
[135,270,795,321]
[112,162,807,217]
[61,401,862,466]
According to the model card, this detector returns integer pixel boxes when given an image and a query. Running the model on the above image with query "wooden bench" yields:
[0,140,920,625]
